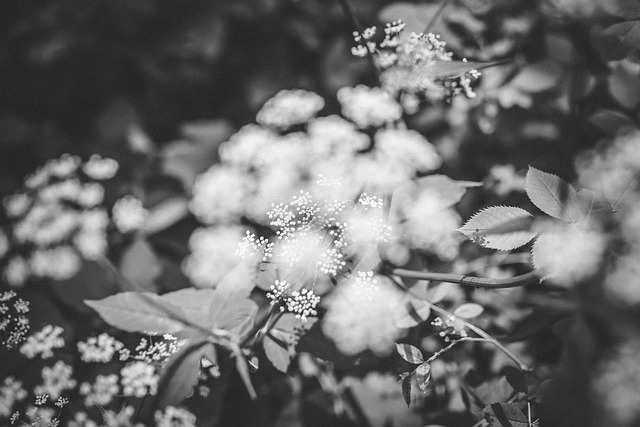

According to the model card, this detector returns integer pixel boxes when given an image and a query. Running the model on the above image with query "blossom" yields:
[374,128,442,174]
[124,334,184,365]
[80,375,119,407]
[183,226,247,288]
[154,406,197,427]
[323,272,406,356]
[190,165,253,224]
[112,195,147,233]
[4,257,29,287]
[34,361,77,399]
[20,325,65,359]
[77,333,124,363]
[82,155,119,180]
[0,290,30,349]
[337,85,403,128]
[256,89,325,130]
[30,246,82,280]
[0,377,27,418]
[267,280,321,322]
[121,361,158,397]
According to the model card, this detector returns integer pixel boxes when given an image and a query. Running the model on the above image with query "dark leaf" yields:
[504,308,568,342]
[503,366,528,394]
[588,109,636,135]
[602,0,640,19]
[483,403,529,427]
[402,374,412,408]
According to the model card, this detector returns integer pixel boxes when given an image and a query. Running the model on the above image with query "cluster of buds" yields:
[267,280,320,322]
[432,315,468,342]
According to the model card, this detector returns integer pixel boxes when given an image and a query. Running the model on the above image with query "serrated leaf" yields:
[454,303,484,319]
[459,206,536,250]
[395,343,424,364]
[142,197,190,235]
[525,166,576,220]
[483,403,529,427]
[415,362,431,392]
[401,375,412,407]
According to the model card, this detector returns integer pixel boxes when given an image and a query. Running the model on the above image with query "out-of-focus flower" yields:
[593,340,640,424]
[0,377,27,418]
[155,406,197,427]
[323,272,406,356]
[487,164,526,196]
[190,166,253,224]
[605,249,640,306]
[374,128,442,175]
[532,221,607,286]
[34,361,77,400]
[112,195,147,233]
[256,89,325,130]
[30,246,82,280]
[337,85,403,128]
[120,361,158,397]
[79,374,119,407]
[183,226,247,288]
[82,155,119,180]
[77,333,124,363]
[20,325,65,359]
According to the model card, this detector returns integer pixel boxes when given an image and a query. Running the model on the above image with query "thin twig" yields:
[391,268,539,289]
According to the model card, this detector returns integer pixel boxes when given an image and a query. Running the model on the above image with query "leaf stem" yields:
[390,268,539,289]
[426,337,487,363]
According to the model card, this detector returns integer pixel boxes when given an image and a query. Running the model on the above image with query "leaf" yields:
[588,109,636,135]
[256,262,279,291]
[395,343,424,364]
[608,59,640,109]
[415,362,431,392]
[264,336,291,373]
[504,308,568,342]
[208,260,258,334]
[606,169,639,212]
[603,21,640,53]
[454,303,484,319]
[141,197,190,235]
[401,374,412,407]
[264,314,316,373]
[525,166,576,220]
[119,238,162,292]
[157,340,216,408]
[603,0,640,19]
[428,59,509,80]
[415,175,482,208]
[483,403,529,427]
[503,366,527,394]
[511,61,563,93]
[234,351,257,399]
[458,206,536,250]
[395,301,431,329]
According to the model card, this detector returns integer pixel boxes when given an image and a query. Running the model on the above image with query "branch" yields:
[390,268,539,289]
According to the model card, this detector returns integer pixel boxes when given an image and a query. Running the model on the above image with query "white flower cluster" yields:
[336,85,403,128]
[34,360,77,400]
[0,377,27,418]
[0,154,144,286]
[351,21,481,102]
[120,361,158,397]
[322,272,406,356]
[20,324,65,359]
[0,290,30,349]
[77,333,124,363]
[256,89,325,130]
[119,334,184,365]
[80,374,119,407]
[154,406,197,427]
[267,280,321,322]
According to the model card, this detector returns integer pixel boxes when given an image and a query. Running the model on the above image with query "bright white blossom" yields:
[34,361,77,399]
[190,165,253,224]
[82,155,119,180]
[80,374,119,407]
[112,195,147,233]
[256,89,325,130]
[121,361,158,397]
[323,272,406,356]
[20,325,65,359]
[337,85,403,128]
[77,333,124,363]
[0,377,27,418]
[30,246,82,280]
[154,406,197,427]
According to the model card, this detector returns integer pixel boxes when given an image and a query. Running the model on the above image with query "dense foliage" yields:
[2,1,640,426]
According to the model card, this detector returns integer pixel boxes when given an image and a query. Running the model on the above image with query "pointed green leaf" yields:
[401,374,412,408]
[395,343,424,364]
[415,362,431,392]
[459,206,536,250]
[525,166,576,220]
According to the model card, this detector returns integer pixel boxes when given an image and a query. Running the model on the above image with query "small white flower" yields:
[155,406,197,427]
[20,325,65,359]
[34,361,77,400]
[337,85,403,128]
[256,89,325,130]
[77,333,124,363]
[121,361,158,397]
[80,374,119,407]
[0,377,27,418]
[30,246,81,280]
[112,195,147,233]
[4,257,30,287]
[83,155,119,180]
